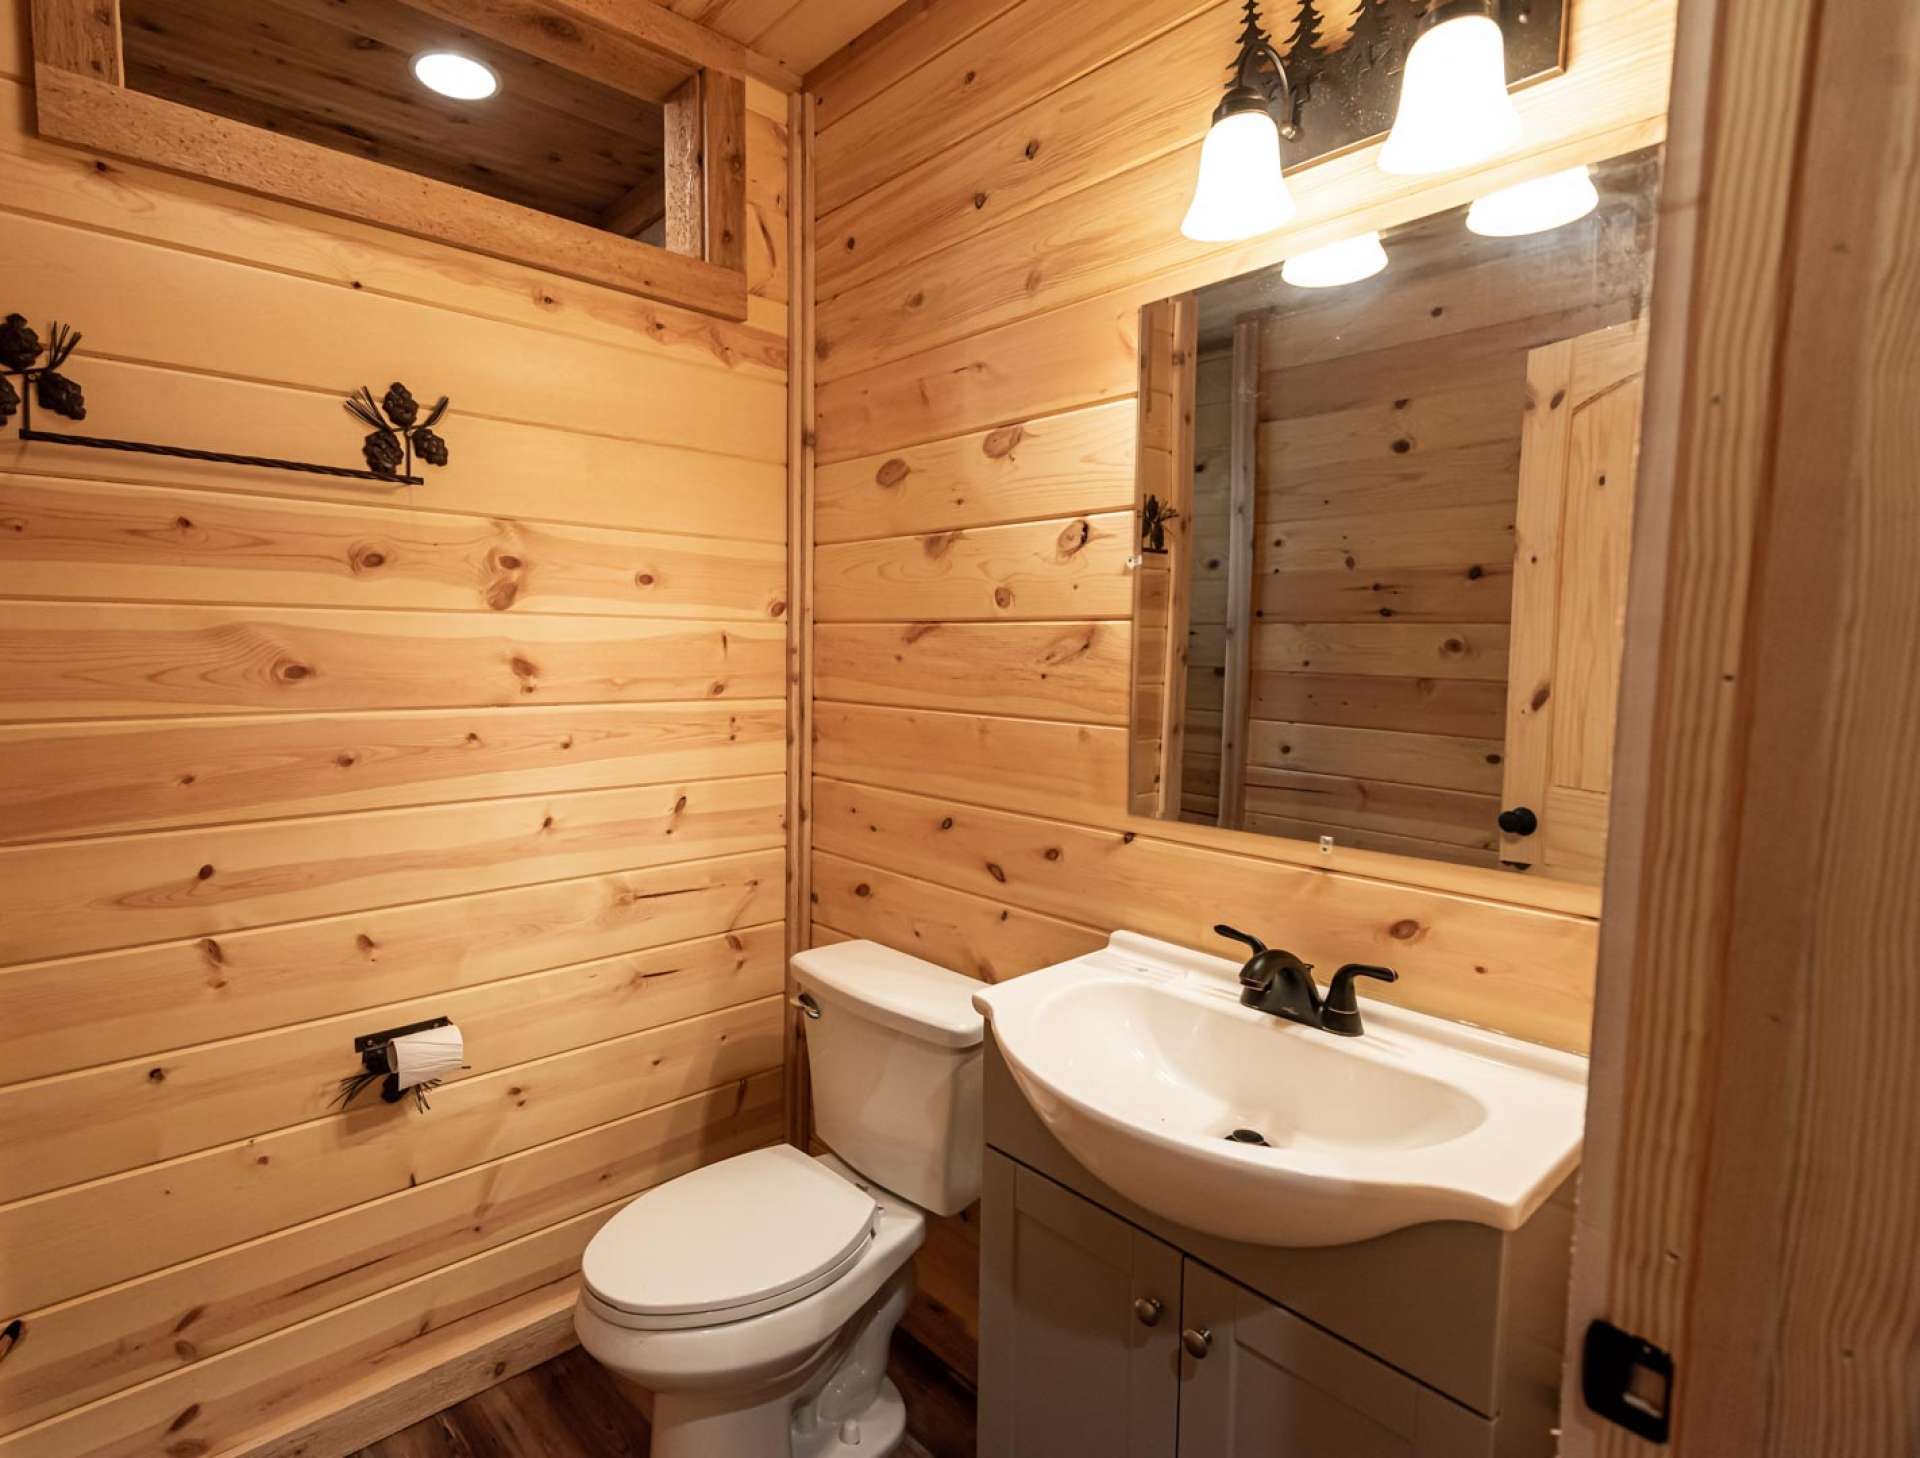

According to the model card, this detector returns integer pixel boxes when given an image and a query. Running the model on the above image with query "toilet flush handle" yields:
[793,990,822,1020]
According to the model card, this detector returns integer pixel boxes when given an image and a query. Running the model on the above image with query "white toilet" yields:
[573,940,985,1458]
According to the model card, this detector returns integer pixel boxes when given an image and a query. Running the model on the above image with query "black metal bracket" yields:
[1,311,452,487]
[1140,493,1179,555]
[1582,1319,1674,1443]
[1216,0,1569,172]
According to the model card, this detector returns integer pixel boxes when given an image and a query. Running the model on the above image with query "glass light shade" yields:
[1378,14,1522,176]
[1181,110,1298,243]
[1466,165,1600,236]
[1281,232,1390,288]
[412,51,500,101]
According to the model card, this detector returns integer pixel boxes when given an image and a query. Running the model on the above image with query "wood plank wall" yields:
[804,0,1674,1419]
[0,2,792,1451]
[1179,345,1233,821]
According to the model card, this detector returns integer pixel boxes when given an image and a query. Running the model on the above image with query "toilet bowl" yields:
[573,940,984,1457]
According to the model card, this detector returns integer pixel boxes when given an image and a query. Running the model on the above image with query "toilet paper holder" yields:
[334,1015,460,1112]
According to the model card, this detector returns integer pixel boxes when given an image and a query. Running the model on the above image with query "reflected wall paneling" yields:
[0,1,791,1451]
[803,0,1676,1424]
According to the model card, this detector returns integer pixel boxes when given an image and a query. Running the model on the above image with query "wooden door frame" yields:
[1562,0,1920,1449]
[26,0,788,318]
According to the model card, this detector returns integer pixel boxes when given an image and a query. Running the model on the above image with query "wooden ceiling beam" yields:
[403,0,802,94]
[396,0,697,103]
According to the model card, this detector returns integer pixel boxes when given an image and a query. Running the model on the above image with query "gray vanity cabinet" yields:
[1177,1262,1497,1458]
[981,1034,1569,1458]
[980,1151,1183,1458]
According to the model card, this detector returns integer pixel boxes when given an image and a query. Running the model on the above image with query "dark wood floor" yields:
[348,1348,649,1458]
[349,1343,958,1457]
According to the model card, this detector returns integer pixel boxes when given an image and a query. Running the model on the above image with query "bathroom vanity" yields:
[975,938,1580,1458]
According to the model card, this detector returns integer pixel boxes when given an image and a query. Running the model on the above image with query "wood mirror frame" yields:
[27,0,759,319]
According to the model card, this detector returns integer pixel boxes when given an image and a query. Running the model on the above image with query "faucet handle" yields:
[1214,924,1268,957]
[1320,964,1398,1037]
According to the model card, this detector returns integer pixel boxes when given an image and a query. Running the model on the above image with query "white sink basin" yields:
[972,932,1586,1247]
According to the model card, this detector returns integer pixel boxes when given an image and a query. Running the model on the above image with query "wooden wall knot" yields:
[875,457,911,488]
[346,542,388,574]
[981,423,1025,460]
[922,529,961,558]
[1054,518,1092,557]
[901,621,940,644]
[1040,625,1096,664]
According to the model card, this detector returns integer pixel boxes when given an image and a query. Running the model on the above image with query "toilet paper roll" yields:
[387,1023,464,1091]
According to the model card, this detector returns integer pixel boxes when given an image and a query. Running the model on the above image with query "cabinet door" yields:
[980,1151,1183,1458]
[1176,1262,1492,1458]
[1501,317,1650,880]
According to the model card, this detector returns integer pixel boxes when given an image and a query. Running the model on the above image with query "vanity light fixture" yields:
[1181,1,1299,243]
[1379,1,1524,176]
[1281,231,1390,288]
[1466,164,1600,236]
[411,51,500,102]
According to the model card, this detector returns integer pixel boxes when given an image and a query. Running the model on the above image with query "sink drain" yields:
[1224,1127,1271,1147]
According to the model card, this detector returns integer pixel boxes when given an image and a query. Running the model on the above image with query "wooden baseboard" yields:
[222,1279,580,1458]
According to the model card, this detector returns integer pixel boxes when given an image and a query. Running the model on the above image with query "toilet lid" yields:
[582,1146,879,1324]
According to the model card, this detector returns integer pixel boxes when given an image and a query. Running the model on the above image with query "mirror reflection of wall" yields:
[1130,147,1662,884]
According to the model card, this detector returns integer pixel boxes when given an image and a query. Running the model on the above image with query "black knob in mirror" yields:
[1498,806,1539,837]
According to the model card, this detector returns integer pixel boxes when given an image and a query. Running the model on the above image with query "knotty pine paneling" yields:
[807,0,1673,1430]
[0,0,791,1446]
[0,702,786,841]
[0,1071,780,1433]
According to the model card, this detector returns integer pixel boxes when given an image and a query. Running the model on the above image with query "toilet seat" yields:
[583,1145,879,1331]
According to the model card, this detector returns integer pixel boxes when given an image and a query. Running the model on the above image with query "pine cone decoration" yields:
[0,314,41,372]
[411,427,448,468]
[363,428,404,476]
[0,374,17,427]
[36,371,86,421]
[381,382,419,429]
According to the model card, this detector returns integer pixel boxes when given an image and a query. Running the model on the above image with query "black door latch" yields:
[1582,1319,1673,1443]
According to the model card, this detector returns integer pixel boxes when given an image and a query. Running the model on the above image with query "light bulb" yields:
[1181,109,1298,243]
[412,52,500,102]
[1379,10,1522,176]
[1281,232,1389,288]
[1466,165,1600,236]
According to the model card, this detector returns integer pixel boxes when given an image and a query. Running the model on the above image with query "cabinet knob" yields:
[1498,806,1539,837]
[1181,1326,1212,1359]
[1132,1297,1163,1327]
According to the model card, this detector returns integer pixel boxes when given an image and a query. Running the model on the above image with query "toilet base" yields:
[642,1265,913,1458]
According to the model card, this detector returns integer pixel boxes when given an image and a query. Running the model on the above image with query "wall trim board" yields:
[784,88,818,1146]
[1562,0,1920,1448]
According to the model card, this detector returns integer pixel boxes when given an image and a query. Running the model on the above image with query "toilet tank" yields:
[791,941,984,1216]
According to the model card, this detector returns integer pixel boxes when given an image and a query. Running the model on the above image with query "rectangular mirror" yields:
[1130,146,1662,885]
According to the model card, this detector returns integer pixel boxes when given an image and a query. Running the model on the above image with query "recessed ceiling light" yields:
[1281,232,1390,289]
[412,51,499,102]
[1466,165,1602,237]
